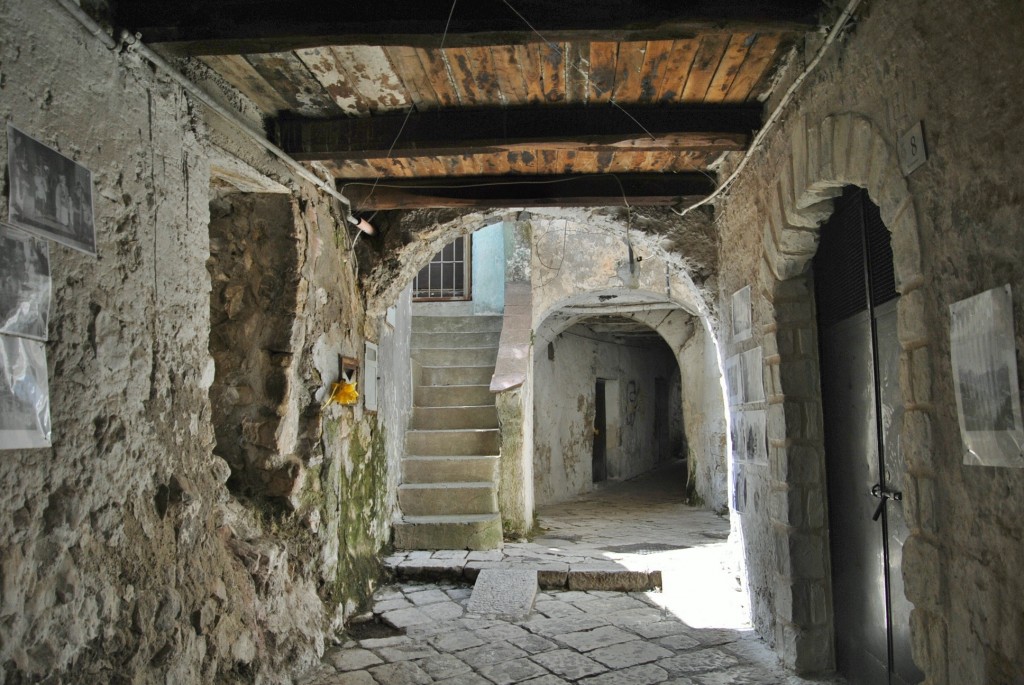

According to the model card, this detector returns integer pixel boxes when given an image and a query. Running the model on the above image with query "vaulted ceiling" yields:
[116,1,825,210]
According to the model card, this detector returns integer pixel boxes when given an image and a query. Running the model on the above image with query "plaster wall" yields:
[714,0,1024,680]
[0,4,392,682]
[532,331,680,505]
[471,222,505,314]
[680,321,729,511]
[527,212,707,325]
[378,284,413,524]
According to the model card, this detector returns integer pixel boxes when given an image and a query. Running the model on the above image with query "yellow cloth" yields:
[325,381,358,407]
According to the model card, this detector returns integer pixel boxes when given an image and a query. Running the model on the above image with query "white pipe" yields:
[51,0,360,224]
[53,0,117,50]
[673,0,864,219]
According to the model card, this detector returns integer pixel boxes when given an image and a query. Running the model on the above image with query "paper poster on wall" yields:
[731,409,768,464]
[0,224,51,341]
[725,347,766,406]
[950,284,1024,467]
[725,354,741,406]
[0,335,51,449]
[731,285,752,342]
[7,123,96,255]
[732,463,748,513]
[743,347,766,404]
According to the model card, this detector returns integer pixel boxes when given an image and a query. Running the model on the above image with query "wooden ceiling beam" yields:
[340,173,712,210]
[116,0,821,55]
[276,105,760,161]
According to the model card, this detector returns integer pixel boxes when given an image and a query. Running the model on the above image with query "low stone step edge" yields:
[383,557,662,592]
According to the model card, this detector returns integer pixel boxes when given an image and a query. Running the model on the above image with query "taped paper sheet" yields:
[950,284,1024,467]
[0,335,51,449]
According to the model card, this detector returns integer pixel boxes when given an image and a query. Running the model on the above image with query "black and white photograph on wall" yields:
[725,354,741,406]
[950,284,1024,467]
[731,464,747,513]
[726,347,766,406]
[0,334,51,449]
[731,409,768,464]
[0,224,51,341]
[731,285,752,342]
[7,123,96,255]
[742,347,765,404]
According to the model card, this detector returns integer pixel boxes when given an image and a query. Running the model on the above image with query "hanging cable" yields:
[672,0,863,218]
[499,0,656,142]
[357,0,460,214]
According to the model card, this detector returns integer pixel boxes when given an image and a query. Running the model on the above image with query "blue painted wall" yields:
[472,222,506,314]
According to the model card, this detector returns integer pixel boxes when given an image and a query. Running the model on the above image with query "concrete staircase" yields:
[394,315,504,550]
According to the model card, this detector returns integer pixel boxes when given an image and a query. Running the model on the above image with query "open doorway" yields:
[593,379,607,483]
[533,312,687,505]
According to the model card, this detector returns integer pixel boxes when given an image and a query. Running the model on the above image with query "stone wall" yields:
[0,3,393,682]
[714,0,1024,680]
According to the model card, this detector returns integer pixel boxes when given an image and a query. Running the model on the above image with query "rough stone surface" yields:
[467,569,538,618]
[715,0,1024,679]
[301,579,840,685]
[0,3,397,681]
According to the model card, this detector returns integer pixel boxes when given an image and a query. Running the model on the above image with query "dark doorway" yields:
[814,186,922,685]
[654,376,669,463]
[593,380,607,483]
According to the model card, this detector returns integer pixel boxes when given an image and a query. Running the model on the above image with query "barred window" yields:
[412,236,470,301]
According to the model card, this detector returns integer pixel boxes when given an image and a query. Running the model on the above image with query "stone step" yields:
[415,384,495,408]
[406,428,499,456]
[411,405,498,430]
[414,346,498,368]
[398,482,498,516]
[386,554,663,591]
[394,513,503,551]
[412,330,501,349]
[402,455,500,484]
[413,315,503,333]
[421,365,493,386]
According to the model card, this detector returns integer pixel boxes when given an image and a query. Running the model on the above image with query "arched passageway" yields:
[532,295,720,508]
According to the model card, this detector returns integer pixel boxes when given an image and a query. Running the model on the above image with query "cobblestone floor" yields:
[300,463,846,684]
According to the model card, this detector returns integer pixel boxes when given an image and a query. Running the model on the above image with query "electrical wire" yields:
[356,0,459,215]
[499,0,656,142]
[671,0,863,219]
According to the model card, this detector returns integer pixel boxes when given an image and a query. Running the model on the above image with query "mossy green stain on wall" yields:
[319,415,389,613]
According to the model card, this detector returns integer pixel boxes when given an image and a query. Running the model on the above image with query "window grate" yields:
[413,236,470,301]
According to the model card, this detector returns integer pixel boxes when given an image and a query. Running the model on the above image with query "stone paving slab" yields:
[466,568,537,618]
[390,552,661,591]
[301,462,847,685]
[300,580,846,685]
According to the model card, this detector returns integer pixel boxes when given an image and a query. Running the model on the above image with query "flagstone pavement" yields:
[299,462,846,685]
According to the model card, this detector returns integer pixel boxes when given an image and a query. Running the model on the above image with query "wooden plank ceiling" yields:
[121,1,819,208]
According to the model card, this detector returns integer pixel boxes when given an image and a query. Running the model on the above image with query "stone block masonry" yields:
[715,0,1024,680]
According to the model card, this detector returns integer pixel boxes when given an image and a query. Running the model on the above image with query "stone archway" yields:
[532,290,713,507]
[759,112,935,675]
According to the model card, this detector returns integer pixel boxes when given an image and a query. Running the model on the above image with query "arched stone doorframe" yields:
[760,112,939,677]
